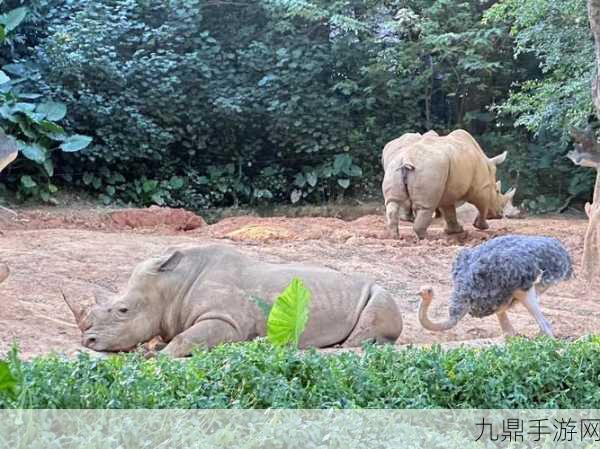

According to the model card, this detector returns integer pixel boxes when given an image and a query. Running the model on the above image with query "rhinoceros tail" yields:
[399,162,414,202]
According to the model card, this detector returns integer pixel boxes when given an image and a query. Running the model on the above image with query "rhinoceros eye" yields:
[118,307,128,314]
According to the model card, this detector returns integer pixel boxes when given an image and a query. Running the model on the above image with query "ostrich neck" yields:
[418,298,459,332]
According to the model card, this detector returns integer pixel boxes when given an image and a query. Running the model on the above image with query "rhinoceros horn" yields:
[61,290,89,332]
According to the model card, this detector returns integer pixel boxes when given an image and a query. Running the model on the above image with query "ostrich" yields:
[0,130,18,285]
[418,235,573,337]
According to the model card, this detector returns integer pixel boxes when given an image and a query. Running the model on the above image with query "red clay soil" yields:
[0,205,593,359]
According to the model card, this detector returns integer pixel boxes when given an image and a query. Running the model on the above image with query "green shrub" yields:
[0,2,91,203]
[3,337,600,409]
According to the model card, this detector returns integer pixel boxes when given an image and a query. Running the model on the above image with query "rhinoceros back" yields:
[244,262,375,348]
[182,245,378,348]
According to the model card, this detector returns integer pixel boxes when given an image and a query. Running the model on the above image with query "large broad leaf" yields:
[59,135,92,152]
[17,141,45,163]
[266,278,311,347]
[36,102,66,121]
[0,70,9,85]
[0,361,17,398]
[0,7,28,32]
[4,63,29,77]
[38,120,64,135]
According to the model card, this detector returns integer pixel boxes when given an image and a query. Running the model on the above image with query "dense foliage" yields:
[0,0,596,210]
[3,337,600,408]
[0,1,91,202]
[486,0,597,211]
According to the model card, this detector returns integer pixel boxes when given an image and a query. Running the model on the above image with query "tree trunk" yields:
[582,0,600,282]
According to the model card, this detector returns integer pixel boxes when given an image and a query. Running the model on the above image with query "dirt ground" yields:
[0,204,593,359]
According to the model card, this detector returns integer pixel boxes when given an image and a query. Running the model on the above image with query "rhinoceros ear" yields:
[156,251,184,272]
[496,180,502,191]
[490,151,508,165]
[504,187,517,201]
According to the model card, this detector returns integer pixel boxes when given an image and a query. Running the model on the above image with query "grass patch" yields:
[2,337,600,408]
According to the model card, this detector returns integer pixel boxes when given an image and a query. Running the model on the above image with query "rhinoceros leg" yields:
[439,205,464,234]
[472,204,490,230]
[342,286,403,347]
[413,208,435,239]
[161,319,241,357]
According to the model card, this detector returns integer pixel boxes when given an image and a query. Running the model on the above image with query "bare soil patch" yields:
[0,205,592,359]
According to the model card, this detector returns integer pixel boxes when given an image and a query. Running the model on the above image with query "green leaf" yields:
[169,176,184,189]
[99,194,112,205]
[0,105,15,121]
[82,172,93,185]
[337,178,350,189]
[0,361,17,398]
[333,154,352,174]
[13,103,35,114]
[38,120,64,135]
[17,141,45,163]
[290,189,302,204]
[59,135,92,152]
[266,278,311,347]
[151,192,165,205]
[143,179,158,193]
[346,165,362,177]
[0,7,28,32]
[4,63,29,77]
[0,70,10,84]
[20,175,36,189]
[293,173,306,188]
[0,25,6,43]
[43,159,54,177]
[36,102,67,121]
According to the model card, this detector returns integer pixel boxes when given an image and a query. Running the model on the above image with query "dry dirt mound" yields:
[0,205,206,232]
[109,206,206,231]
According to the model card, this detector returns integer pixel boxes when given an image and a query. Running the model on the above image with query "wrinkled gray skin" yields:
[68,244,403,357]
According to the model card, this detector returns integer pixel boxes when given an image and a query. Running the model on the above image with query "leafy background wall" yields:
[0,0,595,212]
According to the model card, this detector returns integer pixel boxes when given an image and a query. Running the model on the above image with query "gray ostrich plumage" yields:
[448,235,573,320]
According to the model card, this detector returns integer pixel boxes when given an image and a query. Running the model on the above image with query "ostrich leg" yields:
[514,287,554,337]
[496,310,517,336]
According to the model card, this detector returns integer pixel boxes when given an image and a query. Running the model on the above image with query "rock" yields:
[110,206,206,231]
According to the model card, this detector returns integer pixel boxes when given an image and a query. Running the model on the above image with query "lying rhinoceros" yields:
[382,129,516,238]
[63,244,403,357]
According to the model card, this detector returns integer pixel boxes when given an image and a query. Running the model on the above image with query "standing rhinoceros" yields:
[63,244,403,357]
[382,129,516,238]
